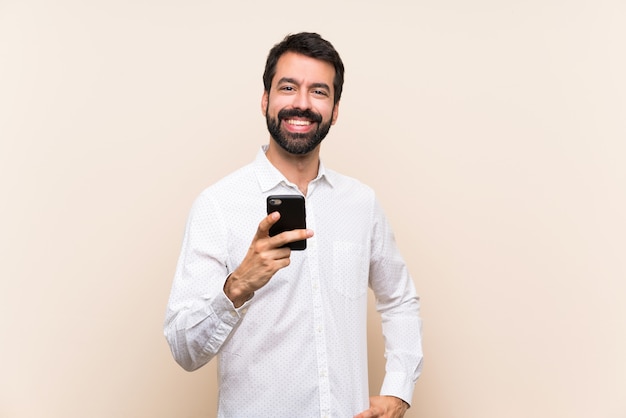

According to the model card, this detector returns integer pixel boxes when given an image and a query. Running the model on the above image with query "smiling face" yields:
[262,52,339,155]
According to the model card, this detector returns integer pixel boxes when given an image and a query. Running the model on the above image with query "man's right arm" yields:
[163,195,239,371]
[164,200,312,371]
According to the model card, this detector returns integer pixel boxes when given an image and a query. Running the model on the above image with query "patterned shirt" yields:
[164,145,423,418]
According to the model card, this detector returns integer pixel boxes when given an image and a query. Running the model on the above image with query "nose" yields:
[292,90,311,110]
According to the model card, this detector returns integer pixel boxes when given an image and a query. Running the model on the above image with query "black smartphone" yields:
[266,195,307,250]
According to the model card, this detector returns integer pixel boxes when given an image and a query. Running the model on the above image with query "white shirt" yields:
[164,146,423,418]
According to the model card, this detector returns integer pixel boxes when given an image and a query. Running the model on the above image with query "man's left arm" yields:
[367,199,424,411]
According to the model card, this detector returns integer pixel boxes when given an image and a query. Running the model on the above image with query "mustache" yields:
[277,108,322,123]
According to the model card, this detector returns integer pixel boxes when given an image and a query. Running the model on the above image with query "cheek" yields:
[266,99,284,117]
[324,106,336,124]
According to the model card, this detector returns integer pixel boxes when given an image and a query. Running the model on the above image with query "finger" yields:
[270,228,314,248]
[260,248,292,276]
[256,212,281,238]
[271,247,292,260]
[353,409,378,418]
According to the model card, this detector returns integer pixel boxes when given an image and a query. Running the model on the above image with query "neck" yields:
[266,140,320,195]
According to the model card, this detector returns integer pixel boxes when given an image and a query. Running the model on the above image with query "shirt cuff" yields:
[380,372,415,406]
[215,288,253,324]
[203,291,252,356]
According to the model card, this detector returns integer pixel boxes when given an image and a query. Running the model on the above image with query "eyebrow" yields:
[277,77,331,92]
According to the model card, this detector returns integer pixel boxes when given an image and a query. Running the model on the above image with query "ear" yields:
[331,101,340,125]
[261,91,269,117]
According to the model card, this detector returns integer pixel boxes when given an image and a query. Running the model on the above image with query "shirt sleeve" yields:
[163,192,251,371]
[368,198,424,405]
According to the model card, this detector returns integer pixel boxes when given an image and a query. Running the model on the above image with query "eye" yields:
[312,89,329,97]
[280,85,295,92]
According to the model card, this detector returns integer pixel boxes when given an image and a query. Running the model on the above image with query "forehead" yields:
[273,52,335,88]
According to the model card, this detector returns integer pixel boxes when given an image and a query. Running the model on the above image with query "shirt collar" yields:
[254,145,334,193]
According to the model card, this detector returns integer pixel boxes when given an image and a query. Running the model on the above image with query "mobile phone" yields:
[266,195,307,250]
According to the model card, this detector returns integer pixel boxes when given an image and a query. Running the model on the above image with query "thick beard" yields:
[266,107,332,155]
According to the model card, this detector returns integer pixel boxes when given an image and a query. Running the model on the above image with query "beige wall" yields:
[1,0,625,417]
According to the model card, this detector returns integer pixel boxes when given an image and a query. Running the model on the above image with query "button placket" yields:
[305,203,332,416]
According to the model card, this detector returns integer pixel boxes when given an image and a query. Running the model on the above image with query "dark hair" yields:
[263,32,345,104]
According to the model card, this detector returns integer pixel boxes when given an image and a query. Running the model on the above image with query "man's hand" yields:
[353,396,409,418]
[224,212,313,307]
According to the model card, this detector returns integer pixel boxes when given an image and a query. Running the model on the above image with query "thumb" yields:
[256,211,280,239]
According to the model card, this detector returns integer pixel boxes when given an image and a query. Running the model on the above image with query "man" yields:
[164,32,423,418]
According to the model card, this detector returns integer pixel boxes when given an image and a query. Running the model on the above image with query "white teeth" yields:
[286,119,312,126]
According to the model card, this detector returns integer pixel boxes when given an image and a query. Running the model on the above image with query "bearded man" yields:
[164,32,423,418]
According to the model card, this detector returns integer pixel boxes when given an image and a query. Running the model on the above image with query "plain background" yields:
[1,0,625,417]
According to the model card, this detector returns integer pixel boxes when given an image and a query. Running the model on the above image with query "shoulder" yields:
[325,167,376,199]
[189,162,258,214]
[198,162,256,197]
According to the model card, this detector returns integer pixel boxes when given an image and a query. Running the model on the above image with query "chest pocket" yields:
[331,241,368,300]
